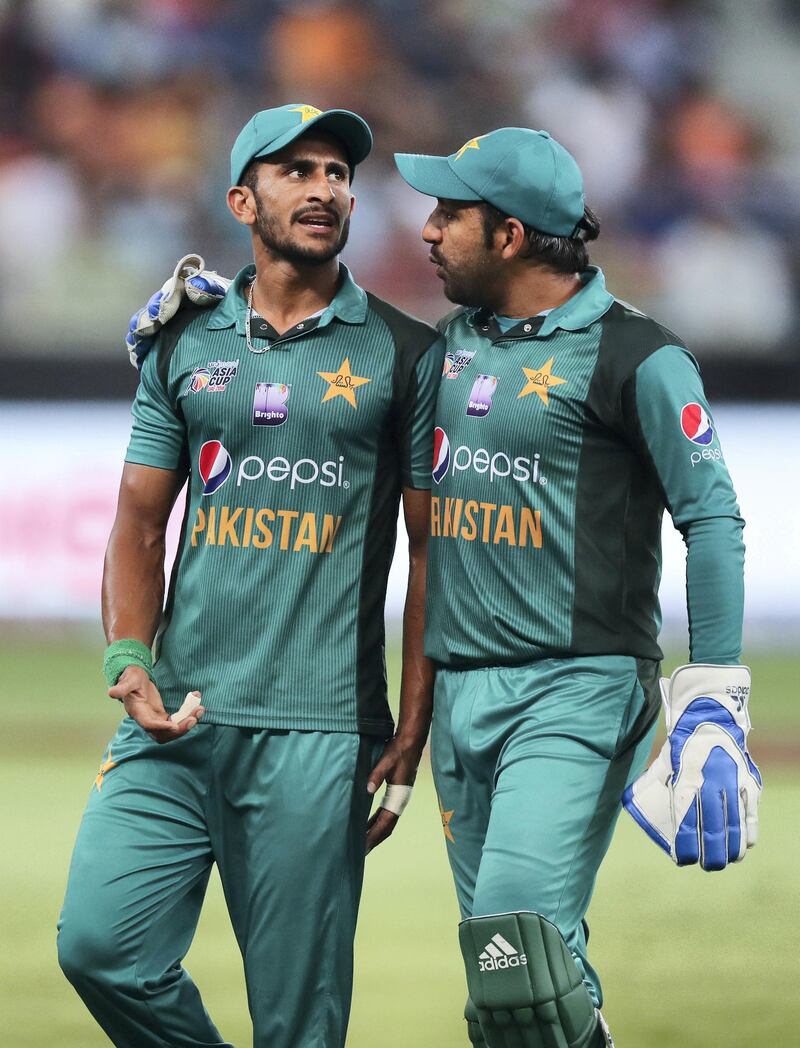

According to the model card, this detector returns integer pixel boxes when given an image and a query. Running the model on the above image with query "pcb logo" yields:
[317,357,371,408]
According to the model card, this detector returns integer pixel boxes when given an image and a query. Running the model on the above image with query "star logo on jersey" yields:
[438,796,455,843]
[517,357,567,406]
[290,104,322,123]
[454,136,484,161]
[317,357,371,408]
[94,750,116,791]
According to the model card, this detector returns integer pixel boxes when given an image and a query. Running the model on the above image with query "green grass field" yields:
[2,629,798,1047]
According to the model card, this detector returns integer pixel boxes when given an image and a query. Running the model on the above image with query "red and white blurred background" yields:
[2,403,798,650]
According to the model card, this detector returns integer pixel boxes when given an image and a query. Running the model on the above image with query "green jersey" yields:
[425,267,744,668]
[126,264,443,735]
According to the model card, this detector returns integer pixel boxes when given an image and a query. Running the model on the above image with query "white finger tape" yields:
[380,784,413,817]
[170,691,201,725]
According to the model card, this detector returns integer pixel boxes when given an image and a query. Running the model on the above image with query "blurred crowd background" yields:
[1,0,799,399]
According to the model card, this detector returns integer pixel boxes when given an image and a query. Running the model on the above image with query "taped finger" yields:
[170,691,202,725]
[379,784,413,817]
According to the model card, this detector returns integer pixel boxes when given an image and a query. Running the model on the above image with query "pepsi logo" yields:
[198,440,232,495]
[680,402,714,446]
[432,427,451,484]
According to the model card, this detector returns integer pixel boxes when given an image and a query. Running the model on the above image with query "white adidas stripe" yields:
[479,933,519,961]
[491,933,518,956]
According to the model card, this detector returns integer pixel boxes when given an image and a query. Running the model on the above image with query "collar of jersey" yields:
[465,265,613,337]
[206,261,368,333]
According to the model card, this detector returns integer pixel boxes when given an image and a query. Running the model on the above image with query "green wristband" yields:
[103,638,155,688]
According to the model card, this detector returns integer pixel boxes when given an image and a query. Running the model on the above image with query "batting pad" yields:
[459,912,603,1048]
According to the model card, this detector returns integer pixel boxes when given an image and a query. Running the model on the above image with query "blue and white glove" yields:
[623,664,762,871]
[125,254,231,370]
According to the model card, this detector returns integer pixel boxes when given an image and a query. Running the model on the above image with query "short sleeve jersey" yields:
[425,266,744,668]
[126,263,444,735]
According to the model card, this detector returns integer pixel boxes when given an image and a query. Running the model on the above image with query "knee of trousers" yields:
[57,918,123,990]
[459,912,602,1048]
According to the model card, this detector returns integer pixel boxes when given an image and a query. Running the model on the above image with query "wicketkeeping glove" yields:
[622,663,762,871]
[125,254,231,370]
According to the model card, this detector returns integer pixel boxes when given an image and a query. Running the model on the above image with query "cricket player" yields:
[120,127,763,1047]
[57,104,443,1048]
[393,128,762,1046]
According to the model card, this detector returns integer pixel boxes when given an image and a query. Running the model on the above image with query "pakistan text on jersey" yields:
[430,497,543,548]
[190,506,343,553]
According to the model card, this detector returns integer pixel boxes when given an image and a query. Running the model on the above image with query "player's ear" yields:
[498,217,526,260]
[227,185,257,227]
[348,192,356,217]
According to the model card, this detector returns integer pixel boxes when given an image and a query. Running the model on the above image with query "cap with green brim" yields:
[394,127,585,237]
[230,103,373,186]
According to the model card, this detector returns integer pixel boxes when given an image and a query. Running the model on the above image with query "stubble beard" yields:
[433,243,499,309]
[441,263,498,310]
[255,198,350,266]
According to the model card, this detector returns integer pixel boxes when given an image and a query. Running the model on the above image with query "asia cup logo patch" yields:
[198,440,232,495]
[432,427,450,484]
[466,375,498,417]
[680,402,714,445]
[188,368,211,393]
[442,349,476,379]
[187,360,239,395]
[206,360,239,392]
[252,382,291,427]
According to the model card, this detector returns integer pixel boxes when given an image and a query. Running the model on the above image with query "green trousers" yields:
[431,655,659,1008]
[58,717,383,1048]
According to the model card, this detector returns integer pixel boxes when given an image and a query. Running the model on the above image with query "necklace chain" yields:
[245,279,270,354]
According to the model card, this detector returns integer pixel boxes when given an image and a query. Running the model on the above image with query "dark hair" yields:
[481,203,600,274]
[239,159,261,193]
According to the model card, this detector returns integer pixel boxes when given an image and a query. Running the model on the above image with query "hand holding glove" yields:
[623,664,762,871]
[125,254,231,369]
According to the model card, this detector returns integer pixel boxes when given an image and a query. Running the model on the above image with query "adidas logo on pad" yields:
[478,933,528,972]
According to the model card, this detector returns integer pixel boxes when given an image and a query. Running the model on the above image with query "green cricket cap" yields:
[394,127,585,237]
[230,103,373,186]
